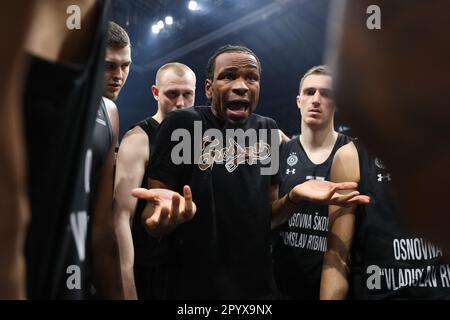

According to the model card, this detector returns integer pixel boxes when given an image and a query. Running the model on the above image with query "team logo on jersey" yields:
[286,168,296,175]
[374,157,386,170]
[377,173,392,182]
[287,153,298,167]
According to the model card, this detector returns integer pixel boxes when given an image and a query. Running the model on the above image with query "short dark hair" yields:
[107,21,130,49]
[205,45,261,80]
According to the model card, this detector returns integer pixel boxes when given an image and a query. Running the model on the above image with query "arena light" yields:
[151,24,160,34]
[188,0,198,11]
[165,16,173,25]
[157,20,165,30]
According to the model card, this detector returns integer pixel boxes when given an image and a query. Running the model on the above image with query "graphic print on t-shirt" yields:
[199,135,271,173]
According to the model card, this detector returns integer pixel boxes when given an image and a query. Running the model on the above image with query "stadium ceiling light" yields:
[188,0,198,11]
[165,16,173,25]
[151,24,160,34]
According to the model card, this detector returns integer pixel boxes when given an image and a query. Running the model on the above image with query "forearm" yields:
[0,97,29,299]
[320,250,350,300]
[320,205,355,300]
[91,221,123,299]
[0,189,28,299]
[271,192,298,229]
[114,213,138,299]
[0,131,29,299]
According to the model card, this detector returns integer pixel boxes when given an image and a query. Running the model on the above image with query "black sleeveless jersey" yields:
[23,0,110,299]
[272,134,351,299]
[350,142,450,299]
[89,98,113,205]
[129,117,170,299]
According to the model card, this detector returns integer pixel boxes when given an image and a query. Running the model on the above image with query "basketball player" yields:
[272,65,351,299]
[24,0,110,299]
[114,62,196,299]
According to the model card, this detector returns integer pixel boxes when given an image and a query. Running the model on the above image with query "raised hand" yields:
[131,185,196,237]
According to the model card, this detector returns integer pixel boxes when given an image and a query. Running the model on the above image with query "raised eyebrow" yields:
[218,67,238,74]
[219,65,258,72]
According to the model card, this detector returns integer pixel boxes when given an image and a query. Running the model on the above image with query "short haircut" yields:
[299,65,332,93]
[155,62,196,87]
[107,21,130,49]
[205,45,261,80]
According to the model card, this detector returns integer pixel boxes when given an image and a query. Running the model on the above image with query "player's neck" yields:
[300,123,337,151]
[152,110,164,124]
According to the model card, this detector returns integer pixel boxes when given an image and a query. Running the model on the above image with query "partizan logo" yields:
[374,157,386,170]
[287,153,298,167]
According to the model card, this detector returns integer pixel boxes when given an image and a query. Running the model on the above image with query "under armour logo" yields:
[286,169,296,175]
[377,173,392,182]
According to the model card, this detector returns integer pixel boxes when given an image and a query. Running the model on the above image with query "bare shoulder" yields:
[117,126,149,164]
[102,97,118,113]
[121,126,148,149]
[102,97,119,132]
[278,129,290,144]
[335,141,358,162]
[331,141,360,183]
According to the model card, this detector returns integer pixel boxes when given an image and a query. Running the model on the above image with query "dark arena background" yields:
[110,0,344,139]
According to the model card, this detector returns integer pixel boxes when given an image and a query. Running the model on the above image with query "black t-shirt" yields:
[350,142,450,299]
[148,106,281,299]
[272,134,351,299]
[129,117,170,299]
[23,0,110,299]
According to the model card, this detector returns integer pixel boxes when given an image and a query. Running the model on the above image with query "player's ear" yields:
[151,85,159,101]
[296,95,302,110]
[205,79,213,100]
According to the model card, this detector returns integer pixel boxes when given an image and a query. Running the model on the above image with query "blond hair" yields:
[155,63,196,86]
[299,65,331,93]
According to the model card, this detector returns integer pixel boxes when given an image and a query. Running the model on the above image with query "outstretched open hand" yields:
[290,180,370,207]
[131,185,197,237]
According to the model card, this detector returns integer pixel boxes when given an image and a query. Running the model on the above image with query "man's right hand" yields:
[131,185,197,237]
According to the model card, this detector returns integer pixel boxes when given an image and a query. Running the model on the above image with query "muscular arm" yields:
[320,142,360,300]
[90,98,123,299]
[113,127,149,299]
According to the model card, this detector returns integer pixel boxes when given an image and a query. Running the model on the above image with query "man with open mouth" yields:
[132,45,369,299]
